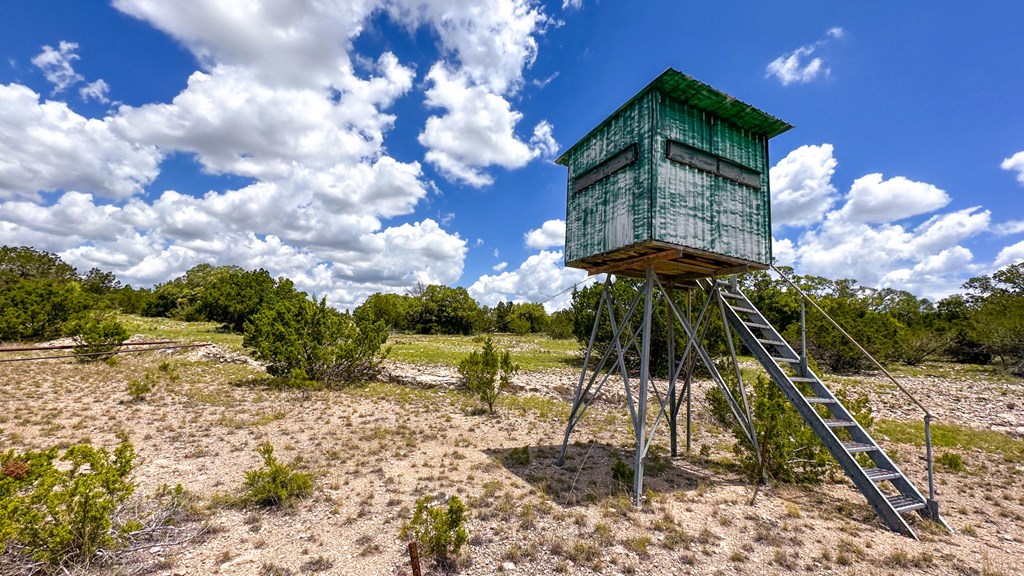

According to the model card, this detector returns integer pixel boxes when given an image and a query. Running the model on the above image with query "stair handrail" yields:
[769,265,930,416]
[769,265,943,522]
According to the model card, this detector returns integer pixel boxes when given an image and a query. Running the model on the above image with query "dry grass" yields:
[0,338,1022,575]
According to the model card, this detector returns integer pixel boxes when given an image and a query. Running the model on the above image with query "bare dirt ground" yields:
[1,341,1022,575]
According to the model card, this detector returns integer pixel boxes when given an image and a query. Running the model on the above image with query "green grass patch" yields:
[875,419,1024,463]
[388,333,580,371]
[350,381,454,408]
[218,410,287,429]
[497,394,569,421]
[889,361,1023,384]
[120,314,245,349]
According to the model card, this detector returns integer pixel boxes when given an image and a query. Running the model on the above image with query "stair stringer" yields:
[712,282,930,538]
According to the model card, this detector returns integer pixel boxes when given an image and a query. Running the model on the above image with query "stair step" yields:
[743,322,772,330]
[720,291,743,299]
[757,339,787,347]
[864,468,902,482]
[886,494,927,513]
[772,356,800,364]
[790,376,817,383]
[731,306,758,314]
[841,441,877,453]
[823,418,856,428]
[804,396,836,405]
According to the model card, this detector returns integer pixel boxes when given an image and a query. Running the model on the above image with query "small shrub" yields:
[400,495,468,571]
[936,451,965,472]
[457,336,518,414]
[611,457,634,486]
[127,372,157,401]
[70,312,130,362]
[0,438,136,567]
[507,445,531,466]
[707,373,838,483]
[300,556,334,572]
[243,443,313,507]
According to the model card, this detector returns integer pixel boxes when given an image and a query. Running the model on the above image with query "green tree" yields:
[80,267,121,296]
[964,263,1024,374]
[0,246,78,289]
[414,285,480,335]
[0,278,87,341]
[508,302,548,334]
[544,308,575,339]
[144,263,232,320]
[244,296,389,384]
[353,292,421,332]
[68,312,130,362]
[200,268,302,332]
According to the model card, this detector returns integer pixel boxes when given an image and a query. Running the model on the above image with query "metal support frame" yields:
[557,267,759,507]
[558,264,948,537]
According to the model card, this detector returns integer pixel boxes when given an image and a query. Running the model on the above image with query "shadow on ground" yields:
[483,441,750,509]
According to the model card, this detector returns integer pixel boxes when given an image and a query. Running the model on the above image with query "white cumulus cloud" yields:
[0,83,161,200]
[1001,151,1024,185]
[994,220,1024,236]
[32,41,84,93]
[419,64,538,186]
[766,46,825,86]
[838,173,950,223]
[766,28,843,86]
[524,219,566,249]
[79,79,110,103]
[468,249,588,312]
[771,144,992,300]
[994,240,1024,268]
[2,1,562,310]
[770,143,838,229]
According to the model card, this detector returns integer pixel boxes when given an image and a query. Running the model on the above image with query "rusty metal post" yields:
[408,541,421,576]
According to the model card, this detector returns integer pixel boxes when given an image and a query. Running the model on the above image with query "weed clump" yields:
[243,443,313,507]
[936,451,965,472]
[611,457,633,486]
[127,372,157,401]
[400,494,468,571]
[507,446,531,466]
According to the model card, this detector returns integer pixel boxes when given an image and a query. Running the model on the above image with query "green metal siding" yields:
[650,91,771,265]
[565,91,654,263]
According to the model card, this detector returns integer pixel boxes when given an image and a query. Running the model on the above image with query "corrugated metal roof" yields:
[556,68,793,166]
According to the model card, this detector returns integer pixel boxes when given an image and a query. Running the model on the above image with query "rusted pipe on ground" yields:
[0,343,211,363]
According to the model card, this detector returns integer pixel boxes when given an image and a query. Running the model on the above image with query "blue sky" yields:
[2,1,1022,310]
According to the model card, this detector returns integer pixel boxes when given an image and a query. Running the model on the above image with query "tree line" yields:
[1,244,1021,376]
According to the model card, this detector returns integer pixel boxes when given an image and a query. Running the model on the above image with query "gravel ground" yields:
[1,343,1022,575]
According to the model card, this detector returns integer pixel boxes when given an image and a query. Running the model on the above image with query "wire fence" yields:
[0,341,210,364]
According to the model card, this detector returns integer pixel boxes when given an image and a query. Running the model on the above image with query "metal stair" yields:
[711,279,934,538]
